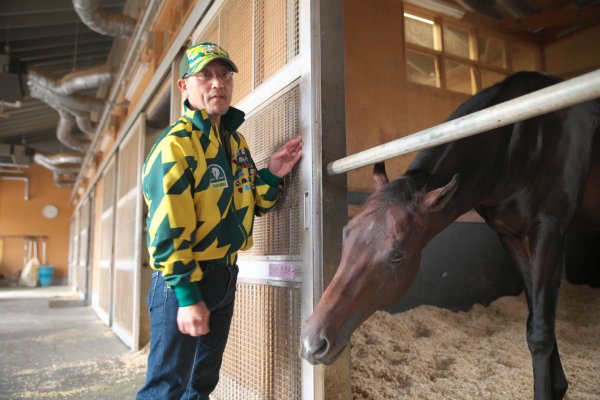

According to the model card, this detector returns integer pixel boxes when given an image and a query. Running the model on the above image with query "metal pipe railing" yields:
[327,68,600,176]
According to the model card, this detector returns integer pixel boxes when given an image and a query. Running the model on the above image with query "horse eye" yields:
[389,250,405,264]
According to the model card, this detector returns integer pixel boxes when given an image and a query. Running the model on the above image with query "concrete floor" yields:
[0,286,146,400]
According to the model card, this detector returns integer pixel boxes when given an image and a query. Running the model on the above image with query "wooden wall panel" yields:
[344,0,475,192]
[344,0,409,192]
[545,25,600,78]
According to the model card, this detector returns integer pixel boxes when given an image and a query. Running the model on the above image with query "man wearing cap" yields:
[137,42,302,399]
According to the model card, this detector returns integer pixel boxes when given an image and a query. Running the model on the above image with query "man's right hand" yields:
[177,301,211,336]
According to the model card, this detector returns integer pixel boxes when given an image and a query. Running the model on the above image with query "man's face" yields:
[178,60,234,121]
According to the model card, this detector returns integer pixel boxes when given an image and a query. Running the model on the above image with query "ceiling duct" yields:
[34,153,82,175]
[34,153,82,188]
[55,111,91,152]
[73,0,137,38]
[26,65,113,152]
[27,65,112,96]
[53,172,78,188]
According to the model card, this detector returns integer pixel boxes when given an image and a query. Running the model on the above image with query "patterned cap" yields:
[179,42,238,78]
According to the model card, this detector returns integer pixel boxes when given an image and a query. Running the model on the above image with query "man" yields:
[137,42,302,399]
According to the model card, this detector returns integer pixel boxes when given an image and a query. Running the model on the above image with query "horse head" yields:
[300,162,459,365]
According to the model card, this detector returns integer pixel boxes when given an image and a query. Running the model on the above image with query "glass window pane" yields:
[510,44,539,71]
[445,60,474,94]
[406,50,439,87]
[481,69,507,89]
[478,35,506,68]
[444,25,471,59]
[404,14,435,49]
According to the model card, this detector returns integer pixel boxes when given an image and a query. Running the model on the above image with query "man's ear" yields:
[177,78,187,95]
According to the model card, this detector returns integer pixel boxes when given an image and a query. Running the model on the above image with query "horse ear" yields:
[373,162,389,190]
[422,174,459,213]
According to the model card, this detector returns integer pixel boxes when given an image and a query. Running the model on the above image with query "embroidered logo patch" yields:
[207,164,228,189]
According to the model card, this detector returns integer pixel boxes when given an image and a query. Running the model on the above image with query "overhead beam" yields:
[499,5,600,31]
[0,11,89,30]
[21,43,112,62]
[0,0,124,15]
[0,24,99,42]
[9,36,113,54]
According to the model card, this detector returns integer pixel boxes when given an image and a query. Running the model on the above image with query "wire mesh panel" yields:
[213,283,302,400]
[242,85,301,256]
[192,2,304,399]
[97,159,116,322]
[221,0,253,102]
[254,0,299,86]
[91,179,103,308]
[77,197,91,299]
[70,210,80,292]
[113,116,144,349]
[194,0,300,104]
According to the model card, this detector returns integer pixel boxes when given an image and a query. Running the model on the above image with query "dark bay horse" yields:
[300,71,600,400]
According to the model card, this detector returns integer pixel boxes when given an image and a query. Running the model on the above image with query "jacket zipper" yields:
[216,125,249,251]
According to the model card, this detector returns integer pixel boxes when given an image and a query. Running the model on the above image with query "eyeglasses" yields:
[186,69,234,82]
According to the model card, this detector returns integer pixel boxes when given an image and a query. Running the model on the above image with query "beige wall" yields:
[344,0,470,193]
[544,25,600,78]
[0,164,74,280]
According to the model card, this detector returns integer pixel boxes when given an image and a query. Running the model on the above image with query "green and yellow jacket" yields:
[142,100,282,306]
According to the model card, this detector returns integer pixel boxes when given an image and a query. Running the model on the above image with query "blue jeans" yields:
[136,263,238,400]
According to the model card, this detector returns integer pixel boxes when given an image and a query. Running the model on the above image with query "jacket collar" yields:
[182,99,245,133]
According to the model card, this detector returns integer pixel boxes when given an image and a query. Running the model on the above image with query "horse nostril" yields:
[301,333,331,363]
[314,336,330,357]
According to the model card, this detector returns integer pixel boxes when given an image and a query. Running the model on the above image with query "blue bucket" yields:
[38,265,54,287]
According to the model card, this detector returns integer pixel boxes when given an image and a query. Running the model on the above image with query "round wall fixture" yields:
[42,204,59,219]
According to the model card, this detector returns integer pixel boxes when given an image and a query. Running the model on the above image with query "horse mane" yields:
[365,176,421,214]
[447,71,563,122]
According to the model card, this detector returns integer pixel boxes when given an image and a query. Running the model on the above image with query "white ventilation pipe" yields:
[1,176,30,200]
[34,153,82,175]
[34,152,83,165]
[73,0,137,38]
[71,0,162,196]
[28,82,106,114]
[27,65,113,152]
[56,111,91,152]
[27,65,112,96]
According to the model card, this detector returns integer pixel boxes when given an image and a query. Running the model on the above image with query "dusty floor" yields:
[3,282,598,399]
[351,281,600,400]
[0,286,147,400]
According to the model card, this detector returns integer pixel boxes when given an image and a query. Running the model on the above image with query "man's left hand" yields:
[268,136,303,178]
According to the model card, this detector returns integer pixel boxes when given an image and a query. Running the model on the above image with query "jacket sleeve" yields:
[254,167,284,216]
[142,133,203,307]
[237,134,284,216]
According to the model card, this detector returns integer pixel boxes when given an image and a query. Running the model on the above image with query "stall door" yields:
[70,209,80,294]
[77,197,91,303]
[112,115,145,349]
[94,158,117,325]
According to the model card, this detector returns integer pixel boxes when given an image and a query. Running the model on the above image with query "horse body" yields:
[300,71,600,400]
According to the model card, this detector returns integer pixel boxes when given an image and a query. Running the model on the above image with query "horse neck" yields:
[406,137,506,228]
